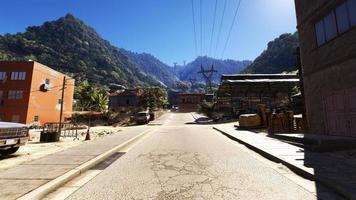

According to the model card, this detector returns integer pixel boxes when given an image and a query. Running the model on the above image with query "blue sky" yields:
[0,0,297,66]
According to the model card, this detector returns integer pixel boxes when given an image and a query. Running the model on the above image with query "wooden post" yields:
[295,47,308,131]
[58,76,66,136]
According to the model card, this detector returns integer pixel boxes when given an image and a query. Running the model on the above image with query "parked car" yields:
[0,122,29,156]
[135,111,150,124]
[172,105,179,111]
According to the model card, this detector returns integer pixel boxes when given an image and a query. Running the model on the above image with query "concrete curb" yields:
[212,127,314,180]
[212,126,355,200]
[17,129,153,200]
[190,112,198,120]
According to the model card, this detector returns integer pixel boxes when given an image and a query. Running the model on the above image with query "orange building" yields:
[0,61,74,125]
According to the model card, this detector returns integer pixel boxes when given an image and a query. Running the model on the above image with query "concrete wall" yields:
[295,0,356,136]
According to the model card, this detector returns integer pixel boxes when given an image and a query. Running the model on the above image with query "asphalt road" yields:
[66,112,319,200]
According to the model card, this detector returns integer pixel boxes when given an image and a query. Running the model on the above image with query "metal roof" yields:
[224,78,300,83]
[221,74,299,81]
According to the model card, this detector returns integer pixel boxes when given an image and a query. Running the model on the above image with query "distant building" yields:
[216,74,300,115]
[108,89,143,112]
[178,93,205,111]
[168,89,180,107]
[0,61,74,125]
[295,0,356,137]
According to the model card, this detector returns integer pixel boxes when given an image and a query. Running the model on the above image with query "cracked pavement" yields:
[66,112,321,200]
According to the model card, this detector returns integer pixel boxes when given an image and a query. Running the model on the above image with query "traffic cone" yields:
[85,129,91,140]
[28,131,32,141]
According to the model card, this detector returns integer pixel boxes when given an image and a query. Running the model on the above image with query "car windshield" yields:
[138,113,148,116]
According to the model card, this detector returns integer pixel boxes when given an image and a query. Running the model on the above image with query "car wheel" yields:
[0,147,20,156]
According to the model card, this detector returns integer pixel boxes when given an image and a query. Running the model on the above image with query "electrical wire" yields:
[191,0,198,58]
[209,0,218,58]
[200,0,203,61]
[213,0,227,59]
[221,0,242,59]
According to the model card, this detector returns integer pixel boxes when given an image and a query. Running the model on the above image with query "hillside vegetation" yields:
[242,33,299,74]
[0,14,161,87]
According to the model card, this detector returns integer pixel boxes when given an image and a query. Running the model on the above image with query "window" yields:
[0,72,6,81]
[11,72,26,80]
[8,90,23,99]
[348,0,356,26]
[315,0,356,47]
[34,116,39,122]
[315,20,326,46]
[11,115,20,123]
[324,12,338,41]
[19,72,26,80]
[11,72,18,80]
[336,3,350,33]
[58,99,62,104]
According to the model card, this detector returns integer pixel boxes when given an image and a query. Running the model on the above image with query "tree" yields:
[90,87,108,112]
[175,81,190,92]
[139,88,168,112]
[74,80,108,112]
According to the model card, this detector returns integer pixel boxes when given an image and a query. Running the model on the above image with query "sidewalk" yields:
[0,126,150,200]
[213,125,356,200]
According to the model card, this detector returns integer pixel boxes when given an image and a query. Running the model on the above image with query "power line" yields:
[199,0,203,61]
[221,0,242,59]
[190,0,198,57]
[209,0,218,58]
[213,0,227,59]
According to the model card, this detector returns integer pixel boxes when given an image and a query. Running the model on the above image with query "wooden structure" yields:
[216,74,300,116]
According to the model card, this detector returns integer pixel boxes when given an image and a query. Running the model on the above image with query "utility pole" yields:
[189,77,197,88]
[58,76,66,135]
[198,64,217,94]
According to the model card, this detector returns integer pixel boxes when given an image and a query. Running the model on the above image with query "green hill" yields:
[0,14,161,87]
[241,33,299,74]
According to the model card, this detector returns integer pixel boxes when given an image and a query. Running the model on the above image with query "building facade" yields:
[0,61,74,125]
[108,89,143,113]
[295,0,356,137]
[177,93,205,111]
[217,74,300,116]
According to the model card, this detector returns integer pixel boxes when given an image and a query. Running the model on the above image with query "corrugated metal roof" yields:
[225,78,300,83]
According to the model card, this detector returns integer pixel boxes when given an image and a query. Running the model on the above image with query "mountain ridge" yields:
[174,56,252,82]
[0,14,162,87]
[0,14,250,89]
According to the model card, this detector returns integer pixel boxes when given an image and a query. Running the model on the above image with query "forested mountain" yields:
[120,50,181,88]
[0,13,298,89]
[174,56,252,82]
[241,33,299,74]
[0,14,162,87]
